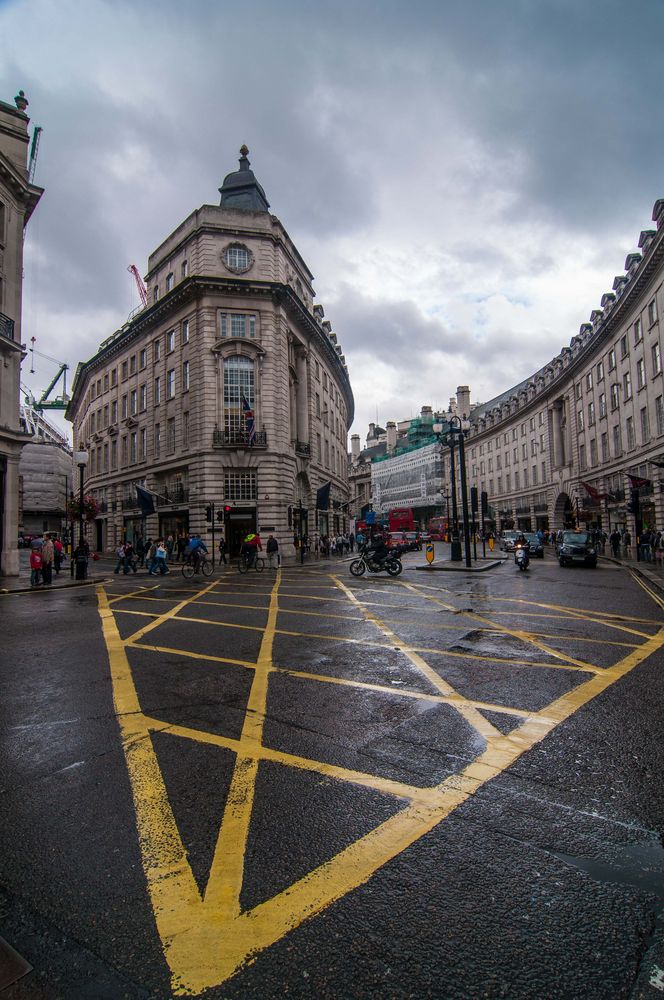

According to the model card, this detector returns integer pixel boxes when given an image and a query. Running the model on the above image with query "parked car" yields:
[499,531,519,552]
[524,532,544,558]
[558,530,598,568]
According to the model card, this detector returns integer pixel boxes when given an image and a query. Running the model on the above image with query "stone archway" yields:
[553,492,575,530]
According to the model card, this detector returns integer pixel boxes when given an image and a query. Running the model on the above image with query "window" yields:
[154,339,161,362]
[122,394,128,418]
[140,428,147,460]
[529,417,535,432]
[599,392,606,418]
[130,389,137,415]
[166,273,174,292]
[641,407,650,443]
[224,470,257,501]
[111,440,117,469]
[575,383,582,401]
[514,471,520,489]
[539,433,545,451]
[657,396,664,436]
[608,348,616,371]
[166,330,175,352]
[183,412,189,449]
[648,299,658,326]
[122,360,128,380]
[153,286,158,304]
[623,371,632,400]
[626,415,635,450]
[139,349,146,369]
[590,438,598,466]
[620,334,628,359]
[139,384,147,410]
[579,443,586,471]
[154,376,161,404]
[103,443,109,472]
[577,409,584,431]
[130,432,137,463]
[505,473,511,491]
[103,374,109,391]
[601,432,609,461]
[520,422,526,437]
[613,424,622,457]
[587,401,595,425]
[90,411,95,433]
[634,317,642,344]
[182,260,188,279]
[167,369,175,398]
[596,360,604,383]
[585,372,593,391]
[182,319,189,345]
[103,404,109,427]
[316,433,321,459]
[513,448,518,463]
[224,355,255,443]
[652,342,662,375]
[521,443,527,460]
[121,435,128,465]
[224,245,251,271]
[219,312,256,338]
[610,383,620,410]
[182,360,189,391]
[129,355,136,375]
[167,417,176,453]
[637,358,646,390]
[154,423,161,456]
[111,400,117,423]
[532,465,538,485]
[111,368,117,387]
[316,393,321,417]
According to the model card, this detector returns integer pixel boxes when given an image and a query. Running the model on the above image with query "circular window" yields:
[223,243,254,274]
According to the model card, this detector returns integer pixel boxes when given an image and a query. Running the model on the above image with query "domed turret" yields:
[219,145,270,212]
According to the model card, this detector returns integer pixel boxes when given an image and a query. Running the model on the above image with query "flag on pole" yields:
[579,481,606,503]
[135,484,156,516]
[627,474,651,490]
[241,394,256,446]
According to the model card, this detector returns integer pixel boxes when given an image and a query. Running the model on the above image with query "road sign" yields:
[426,542,434,564]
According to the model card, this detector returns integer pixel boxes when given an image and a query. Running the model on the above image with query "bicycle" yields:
[237,551,265,573]
[181,554,214,579]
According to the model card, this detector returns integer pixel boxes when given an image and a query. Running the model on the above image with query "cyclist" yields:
[241,531,262,568]
[186,534,209,572]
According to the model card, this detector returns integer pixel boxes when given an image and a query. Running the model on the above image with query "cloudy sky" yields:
[3,0,664,443]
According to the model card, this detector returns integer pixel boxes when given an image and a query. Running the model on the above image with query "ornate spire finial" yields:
[240,144,249,157]
[14,90,29,112]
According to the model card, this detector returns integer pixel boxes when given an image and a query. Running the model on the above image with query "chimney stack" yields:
[456,385,471,418]
[351,434,360,461]
[386,421,397,453]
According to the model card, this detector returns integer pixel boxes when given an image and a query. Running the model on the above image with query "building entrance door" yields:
[226,509,257,557]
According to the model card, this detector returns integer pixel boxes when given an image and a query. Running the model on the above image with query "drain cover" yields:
[0,935,32,989]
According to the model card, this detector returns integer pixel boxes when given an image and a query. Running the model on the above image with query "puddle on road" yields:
[448,628,543,661]
[552,840,664,941]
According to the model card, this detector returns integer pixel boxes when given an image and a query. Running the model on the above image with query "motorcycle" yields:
[349,545,403,577]
[514,544,530,571]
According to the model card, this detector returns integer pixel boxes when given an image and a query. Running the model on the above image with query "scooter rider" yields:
[514,532,530,567]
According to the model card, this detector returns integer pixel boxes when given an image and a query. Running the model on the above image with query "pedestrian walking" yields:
[623,529,632,559]
[266,533,279,569]
[114,542,127,574]
[53,535,64,574]
[29,544,43,587]
[609,529,621,558]
[218,535,227,565]
[41,534,54,585]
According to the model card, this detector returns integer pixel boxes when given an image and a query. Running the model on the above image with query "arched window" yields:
[224,355,255,443]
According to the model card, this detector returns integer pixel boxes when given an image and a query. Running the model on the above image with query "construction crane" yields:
[28,338,69,411]
[28,125,42,184]
[128,264,148,308]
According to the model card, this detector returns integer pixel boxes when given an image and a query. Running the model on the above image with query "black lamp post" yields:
[436,417,472,567]
[74,450,88,579]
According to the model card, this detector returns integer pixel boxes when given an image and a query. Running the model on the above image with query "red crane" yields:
[127,264,148,308]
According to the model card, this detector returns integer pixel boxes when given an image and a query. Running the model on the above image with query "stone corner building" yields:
[67,148,353,558]
[0,91,43,575]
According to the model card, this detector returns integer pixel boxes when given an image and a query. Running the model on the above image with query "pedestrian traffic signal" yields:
[205,504,213,522]
[216,509,224,522]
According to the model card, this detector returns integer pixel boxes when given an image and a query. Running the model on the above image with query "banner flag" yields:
[627,474,651,490]
[241,394,256,446]
[135,484,156,516]
[316,481,331,510]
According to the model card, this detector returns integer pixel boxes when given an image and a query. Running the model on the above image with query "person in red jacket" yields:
[30,545,43,587]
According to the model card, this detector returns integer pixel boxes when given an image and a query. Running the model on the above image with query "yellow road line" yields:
[630,570,664,612]
[126,641,256,671]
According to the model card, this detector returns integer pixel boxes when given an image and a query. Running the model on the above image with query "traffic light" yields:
[216,509,224,522]
[470,486,478,512]
[224,505,231,513]
[626,491,640,516]
[481,491,488,516]
[205,504,212,523]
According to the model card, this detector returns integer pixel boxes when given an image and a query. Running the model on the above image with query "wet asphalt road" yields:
[1,552,664,1000]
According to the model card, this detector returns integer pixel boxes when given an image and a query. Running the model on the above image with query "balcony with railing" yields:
[212,427,267,449]
[156,485,190,507]
[0,312,15,342]
[294,440,311,456]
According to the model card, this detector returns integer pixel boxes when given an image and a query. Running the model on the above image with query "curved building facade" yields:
[463,197,664,535]
[67,149,353,558]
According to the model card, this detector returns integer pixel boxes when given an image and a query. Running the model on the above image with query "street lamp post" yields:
[74,450,88,580]
[449,416,472,568]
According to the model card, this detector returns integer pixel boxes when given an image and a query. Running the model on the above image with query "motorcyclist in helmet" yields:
[514,532,530,567]
[366,531,389,568]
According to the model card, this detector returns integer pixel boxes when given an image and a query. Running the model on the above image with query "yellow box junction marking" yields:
[96,571,664,995]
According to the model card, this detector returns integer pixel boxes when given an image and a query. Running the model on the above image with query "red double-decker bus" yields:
[428,516,449,541]
[388,508,415,532]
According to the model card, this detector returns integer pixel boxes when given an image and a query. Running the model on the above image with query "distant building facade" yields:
[0,91,43,574]
[18,406,72,536]
[67,148,353,557]
[354,198,664,539]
